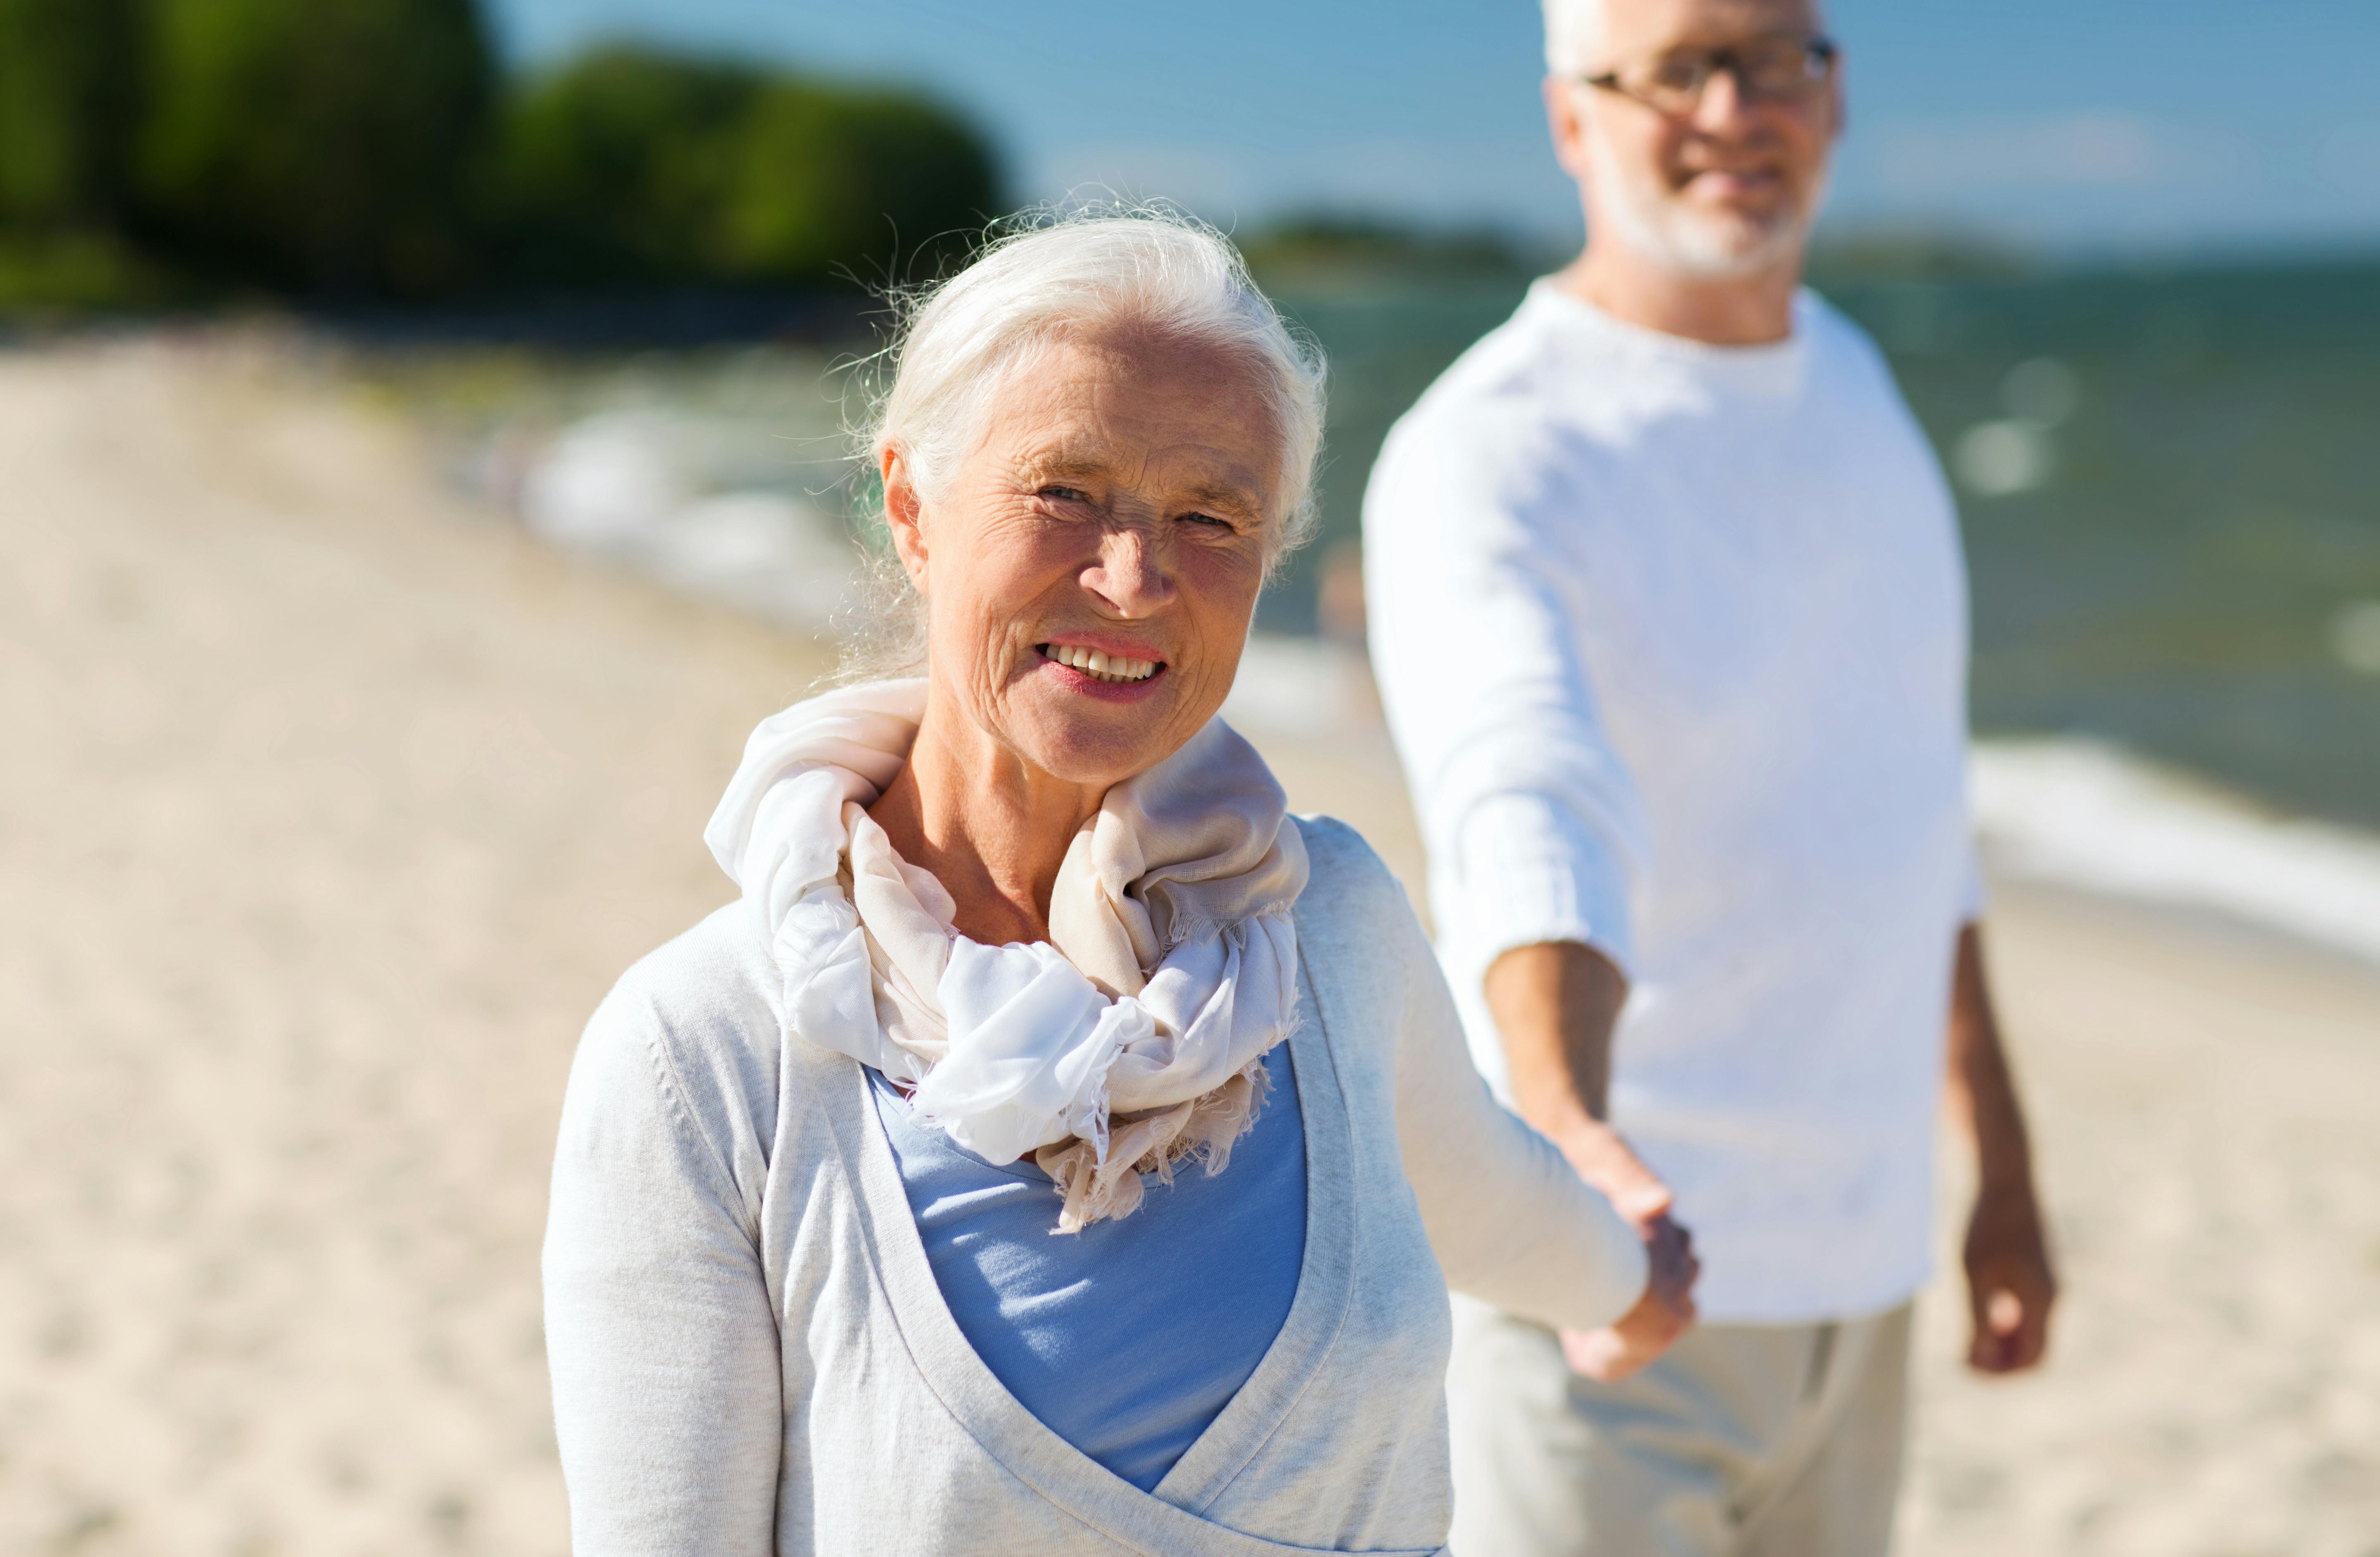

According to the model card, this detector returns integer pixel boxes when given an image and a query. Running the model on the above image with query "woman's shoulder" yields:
[572,904,800,1155]
[1283,815,1446,1106]
[602,900,773,1018]
[1285,814,1425,959]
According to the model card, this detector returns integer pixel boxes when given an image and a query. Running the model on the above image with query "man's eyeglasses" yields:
[1580,35,1837,115]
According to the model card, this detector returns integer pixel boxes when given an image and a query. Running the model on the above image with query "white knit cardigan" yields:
[544,816,1647,1556]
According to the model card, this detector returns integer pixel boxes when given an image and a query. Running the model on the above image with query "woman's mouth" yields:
[1038,643,1163,685]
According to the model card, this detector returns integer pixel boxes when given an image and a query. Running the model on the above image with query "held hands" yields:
[1561,1211,1698,1381]
[1553,1133,2056,1380]
[1554,1121,1699,1383]
[1963,1177,2056,1374]
[1479,943,1697,1382]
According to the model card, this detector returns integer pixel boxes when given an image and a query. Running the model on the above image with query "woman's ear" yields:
[881,445,931,595]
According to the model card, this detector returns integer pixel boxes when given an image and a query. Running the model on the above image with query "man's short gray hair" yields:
[1542,0,1606,73]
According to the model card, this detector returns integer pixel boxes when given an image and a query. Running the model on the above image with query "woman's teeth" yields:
[1043,644,1159,683]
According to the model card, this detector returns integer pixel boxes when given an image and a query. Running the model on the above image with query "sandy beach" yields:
[4,340,2377,1556]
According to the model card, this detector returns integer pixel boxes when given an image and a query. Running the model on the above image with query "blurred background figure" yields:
[1362,0,2050,1551]
[4,3,2380,1557]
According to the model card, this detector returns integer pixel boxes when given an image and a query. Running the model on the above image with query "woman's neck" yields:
[865,698,1105,948]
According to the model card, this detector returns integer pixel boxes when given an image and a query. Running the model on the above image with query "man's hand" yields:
[1964,1178,2055,1374]
[1485,942,1702,1380]
[1560,1210,1698,1382]
[1947,922,2056,1375]
[1557,1115,1674,1228]
[1553,1117,1700,1382]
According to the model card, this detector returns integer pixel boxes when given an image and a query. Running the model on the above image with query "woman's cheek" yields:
[1185,543,1266,628]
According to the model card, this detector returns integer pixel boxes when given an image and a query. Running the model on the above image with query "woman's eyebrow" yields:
[1017,448,1112,483]
[1018,446,1267,515]
[1178,481,1266,518]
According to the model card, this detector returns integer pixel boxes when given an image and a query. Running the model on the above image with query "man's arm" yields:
[1484,940,1666,1218]
[1485,940,1697,1381]
[1944,921,2056,1374]
[1363,402,1687,1374]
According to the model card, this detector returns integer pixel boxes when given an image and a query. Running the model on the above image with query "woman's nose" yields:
[1081,525,1175,617]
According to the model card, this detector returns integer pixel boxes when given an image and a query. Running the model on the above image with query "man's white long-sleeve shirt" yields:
[1364,280,1978,1323]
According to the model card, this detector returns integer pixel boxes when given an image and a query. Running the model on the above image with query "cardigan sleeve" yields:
[543,983,783,1556]
[1378,852,1652,1333]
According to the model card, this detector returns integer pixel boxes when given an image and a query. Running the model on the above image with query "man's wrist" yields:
[1971,1120,2038,1198]
[1975,1165,2040,1202]
[1526,1103,1621,1168]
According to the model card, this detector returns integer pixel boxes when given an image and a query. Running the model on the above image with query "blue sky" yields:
[488,0,2380,260]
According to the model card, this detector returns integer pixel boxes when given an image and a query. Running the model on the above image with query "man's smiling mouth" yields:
[1039,643,1162,684]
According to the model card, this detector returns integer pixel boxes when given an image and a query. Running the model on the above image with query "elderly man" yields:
[1362,1,2056,1552]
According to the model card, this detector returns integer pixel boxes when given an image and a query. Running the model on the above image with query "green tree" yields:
[722,80,997,286]
[489,45,764,285]
[493,44,1000,290]
[131,0,495,295]
[0,0,140,227]
[3,11,1001,308]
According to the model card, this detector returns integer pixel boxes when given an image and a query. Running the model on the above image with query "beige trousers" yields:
[1446,1296,1913,1557]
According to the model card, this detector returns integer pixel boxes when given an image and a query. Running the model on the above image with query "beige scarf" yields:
[706,680,1310,1231]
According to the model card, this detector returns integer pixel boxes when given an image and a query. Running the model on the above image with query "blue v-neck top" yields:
[866,1043,1307,1492]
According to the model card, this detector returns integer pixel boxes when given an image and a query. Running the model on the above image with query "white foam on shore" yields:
[516,412,861,631]
[1973,739,2380,966]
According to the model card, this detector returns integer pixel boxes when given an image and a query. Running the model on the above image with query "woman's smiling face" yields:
[882,325,1283,790]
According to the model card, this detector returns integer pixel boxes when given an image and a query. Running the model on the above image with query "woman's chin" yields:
[1010,664,1206,786]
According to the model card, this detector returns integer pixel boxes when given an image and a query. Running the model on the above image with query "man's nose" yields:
[1082,524,1175,617]
[1690,64,1755,133]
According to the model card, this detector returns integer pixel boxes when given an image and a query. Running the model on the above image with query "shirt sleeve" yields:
[1378,852,1651,1330]
[543,988,783,1557]
[1362,405,1649,998]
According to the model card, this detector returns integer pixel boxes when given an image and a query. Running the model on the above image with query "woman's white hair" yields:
[1543,0,1606,72]
[840,203,1328,679]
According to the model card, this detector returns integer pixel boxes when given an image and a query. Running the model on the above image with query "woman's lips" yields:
[1035,643,1168,702]
[1040,641,1161,683]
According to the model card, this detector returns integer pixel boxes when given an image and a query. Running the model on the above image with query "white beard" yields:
[1587,128,1828,279]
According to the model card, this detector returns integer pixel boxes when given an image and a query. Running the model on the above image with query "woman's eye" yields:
[1038,485,1088,503]
[1180,511,1233,530]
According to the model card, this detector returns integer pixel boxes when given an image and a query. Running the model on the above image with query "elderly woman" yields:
[544,210,1692,1556]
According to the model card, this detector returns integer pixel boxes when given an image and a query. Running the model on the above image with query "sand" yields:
[2,339,2375,1556]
